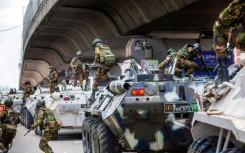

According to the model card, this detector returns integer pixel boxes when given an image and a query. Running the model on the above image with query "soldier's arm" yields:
[92,47,100,65]
[32,110,44,128]
[70,57,77,68]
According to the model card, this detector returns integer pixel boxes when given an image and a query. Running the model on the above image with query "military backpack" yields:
[40,108,58,130]
[99,45,115,66]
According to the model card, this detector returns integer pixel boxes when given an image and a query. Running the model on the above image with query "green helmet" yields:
[92,38,102,47]
[36,99,45,107]
[4,98,13,107]
[49,66,55,71]
[167,48,176,55]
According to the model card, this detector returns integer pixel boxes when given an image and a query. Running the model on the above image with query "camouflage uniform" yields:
[157,48,182,74]
[0,99,20,152]
[213,0,245,84]
[176,44,202,77]
[70,51,89,90]
[23,81,34,102]
[88,39,115,102]
[32,102,58,153]
[49,66,59,93]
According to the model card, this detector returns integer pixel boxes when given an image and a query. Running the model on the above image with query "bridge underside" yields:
[20,0,229,88]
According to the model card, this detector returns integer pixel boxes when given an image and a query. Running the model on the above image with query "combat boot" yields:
[88,90,96,102]
[215,57,229,85]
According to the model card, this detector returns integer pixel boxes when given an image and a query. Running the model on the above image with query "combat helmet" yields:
[4,98,13,107]
[49,66,56,71]
[167,48,177,55]
[193,43,202,52]
[92,38,103,47]
[76,51,82,57]
[36,99,45,107]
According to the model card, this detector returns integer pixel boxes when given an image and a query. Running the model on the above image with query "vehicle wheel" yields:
[93,122,120,153]
[25,110,34,129]
[82,117,95,153]
[20,107,24,125]
[23,108,27,127]
[187,136,218,153]
[221,148,245,153]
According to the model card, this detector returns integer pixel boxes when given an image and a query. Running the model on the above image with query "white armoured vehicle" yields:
[188,53,245,153]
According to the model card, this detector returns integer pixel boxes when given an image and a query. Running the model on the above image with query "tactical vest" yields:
[40,108,58,130]
[5,109,19,125]
[99,45,115,66]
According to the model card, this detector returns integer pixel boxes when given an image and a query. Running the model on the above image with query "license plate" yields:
[164,103,198,113]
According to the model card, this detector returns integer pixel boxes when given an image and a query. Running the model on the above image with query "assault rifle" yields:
[24,129,32,136]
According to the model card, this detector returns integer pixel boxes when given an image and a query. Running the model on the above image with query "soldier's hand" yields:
[31,125,35,130]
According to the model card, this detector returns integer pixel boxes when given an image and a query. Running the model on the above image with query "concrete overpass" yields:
[20,0,230,88]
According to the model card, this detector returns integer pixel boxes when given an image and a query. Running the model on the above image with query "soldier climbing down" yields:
[213,0,245,84]
[88,38,116,102]
[31,99,59,153]
[70,51,90,90]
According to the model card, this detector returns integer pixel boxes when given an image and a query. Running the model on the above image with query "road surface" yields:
[9,124,84,153]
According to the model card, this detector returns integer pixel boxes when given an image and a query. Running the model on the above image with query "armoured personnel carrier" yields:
[81,59,211,153]
[188,60,245,152]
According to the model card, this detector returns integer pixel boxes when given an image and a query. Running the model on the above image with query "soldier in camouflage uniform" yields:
[0,99,20,153]
[88,38,116,102]
[175,43,203,77]
[70,51,89,90]
[156,48,181,74]
[49,66,59,93]
[23,81,34,103]
[213,0,245,84]
[31,99,58,153]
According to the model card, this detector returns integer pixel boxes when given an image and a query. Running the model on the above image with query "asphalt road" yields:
[9,124,84,153]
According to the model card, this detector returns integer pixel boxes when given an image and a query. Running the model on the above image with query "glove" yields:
[227,43,234,52]
[31,125,35,130]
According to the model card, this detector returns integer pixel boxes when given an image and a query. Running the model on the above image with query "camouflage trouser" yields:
[39,130,56,153]
[74,71,89,88]
[92,65,113,90]
[50,80,58,93]
[180,59,198,76]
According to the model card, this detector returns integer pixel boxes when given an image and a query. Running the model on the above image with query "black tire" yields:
[20,106,24,125]
[38,127,43,136]
[25,110,34,129]
[94,122,120,153]
[188,136,218,153]
[23,108,27,127]
[221,148,245,153]
[91,118,101,153]
[82,117,95,153]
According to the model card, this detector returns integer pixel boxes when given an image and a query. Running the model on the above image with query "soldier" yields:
[70,51,90,90]
[49,66,59,93]
[156,48,181,74]
[31,99,58,153]
[88,38,116,102]
[23,81,34,103]
[0,98,20,153]
[175,43,203,77]
[213,0,245,84]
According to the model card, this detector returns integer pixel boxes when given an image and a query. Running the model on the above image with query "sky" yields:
[0,0,29,89]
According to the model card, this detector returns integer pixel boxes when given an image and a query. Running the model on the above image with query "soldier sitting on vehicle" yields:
[23,81,34,103]
[70,51,90,90]
[156,48,182,74]
[0,98,20,153]
[175,43,203,77]
[31,99,59,153]
[49,66,59,93]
